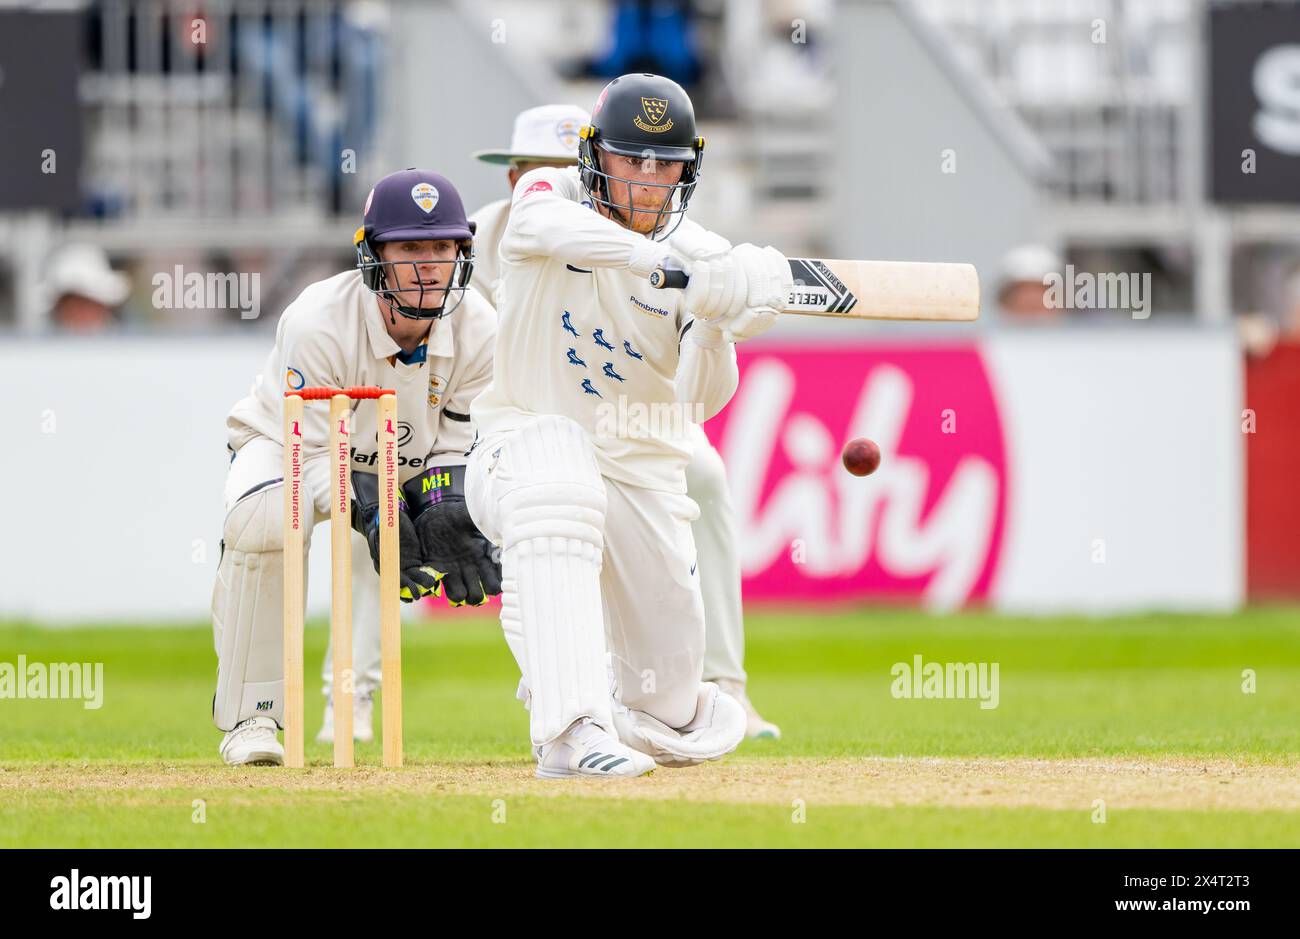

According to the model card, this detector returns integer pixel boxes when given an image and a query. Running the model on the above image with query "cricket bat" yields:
[649,258,980,322]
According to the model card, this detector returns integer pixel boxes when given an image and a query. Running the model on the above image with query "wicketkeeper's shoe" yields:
[715,679,782,740]
[354,690,375,744]
[315,690,376,744]
[535,718,656,779]
[220,716,284,766]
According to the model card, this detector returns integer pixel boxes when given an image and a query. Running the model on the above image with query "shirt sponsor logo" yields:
[352,448,425,470]
[285,367,306,390]
[629,294,670,318]
[520,180,553,199]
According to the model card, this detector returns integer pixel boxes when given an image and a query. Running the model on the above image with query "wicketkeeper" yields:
[211,169,501,766]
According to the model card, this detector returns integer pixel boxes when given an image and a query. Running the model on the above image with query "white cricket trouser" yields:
[320,541,382,699]
[684,422,746,686]
[466,416,706,745]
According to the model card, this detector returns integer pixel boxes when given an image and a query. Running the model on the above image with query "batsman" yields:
[466,73,793,778]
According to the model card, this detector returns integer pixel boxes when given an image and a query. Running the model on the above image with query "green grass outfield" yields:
[1,608,1298,848]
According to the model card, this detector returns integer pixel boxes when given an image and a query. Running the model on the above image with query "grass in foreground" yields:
[1,608,1297,847]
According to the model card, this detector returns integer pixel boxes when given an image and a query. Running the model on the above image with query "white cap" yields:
[45,243,131,308]
[999,243,1064,288]
[473,104,591,166]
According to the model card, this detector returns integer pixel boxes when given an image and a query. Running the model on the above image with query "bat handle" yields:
[649,266,689,290]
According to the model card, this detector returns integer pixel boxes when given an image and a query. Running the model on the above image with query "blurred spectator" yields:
[1282,262,1300,341]
[748,0,831,112]
[1234,252,1300,358]
[43,244,130,334]
[576,0,700,87]
[997,244,1064,322]
[82,0,382,216]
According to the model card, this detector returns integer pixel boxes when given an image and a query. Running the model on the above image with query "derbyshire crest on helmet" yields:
[635,97,673,133]
[410,182,439,214]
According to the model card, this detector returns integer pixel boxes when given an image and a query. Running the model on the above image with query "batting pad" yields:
[612,681,746,766]
[497,416,614,745]
[212,484,303,731]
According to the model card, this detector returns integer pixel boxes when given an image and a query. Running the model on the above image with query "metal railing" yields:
[915,0,1195,205]
[79,0,388,221]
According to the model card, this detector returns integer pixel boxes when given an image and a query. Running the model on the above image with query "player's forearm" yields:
[504,195,666,274]
[665,217,731,260]
[675,324,738,422]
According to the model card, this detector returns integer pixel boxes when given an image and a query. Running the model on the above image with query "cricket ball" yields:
[841,437,881,477]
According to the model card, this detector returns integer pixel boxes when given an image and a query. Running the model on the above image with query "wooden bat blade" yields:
[648,258,980,321]
[786,259,980,321]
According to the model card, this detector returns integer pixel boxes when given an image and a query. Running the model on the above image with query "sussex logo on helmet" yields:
[411,182,439,214]
[635,97,673,133]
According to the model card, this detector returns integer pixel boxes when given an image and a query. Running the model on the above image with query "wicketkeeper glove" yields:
[402,465,503,607]
[350,470,443,603]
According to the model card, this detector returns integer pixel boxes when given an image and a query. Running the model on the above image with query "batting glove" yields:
[718,244,790,342]
[683,253,749,323]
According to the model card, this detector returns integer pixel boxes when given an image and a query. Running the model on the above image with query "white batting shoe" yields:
[716,679,782,740]
[536,718,656,779]
[220,716,284,766]
[315,690,375,744]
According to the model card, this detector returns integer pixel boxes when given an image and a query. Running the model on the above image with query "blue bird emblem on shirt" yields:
[592,328,615,350]
[562,311,580,337]
[580,378,602,398]
[602,363,625,382]
[623,340,644,360]
[566,348,587,367]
